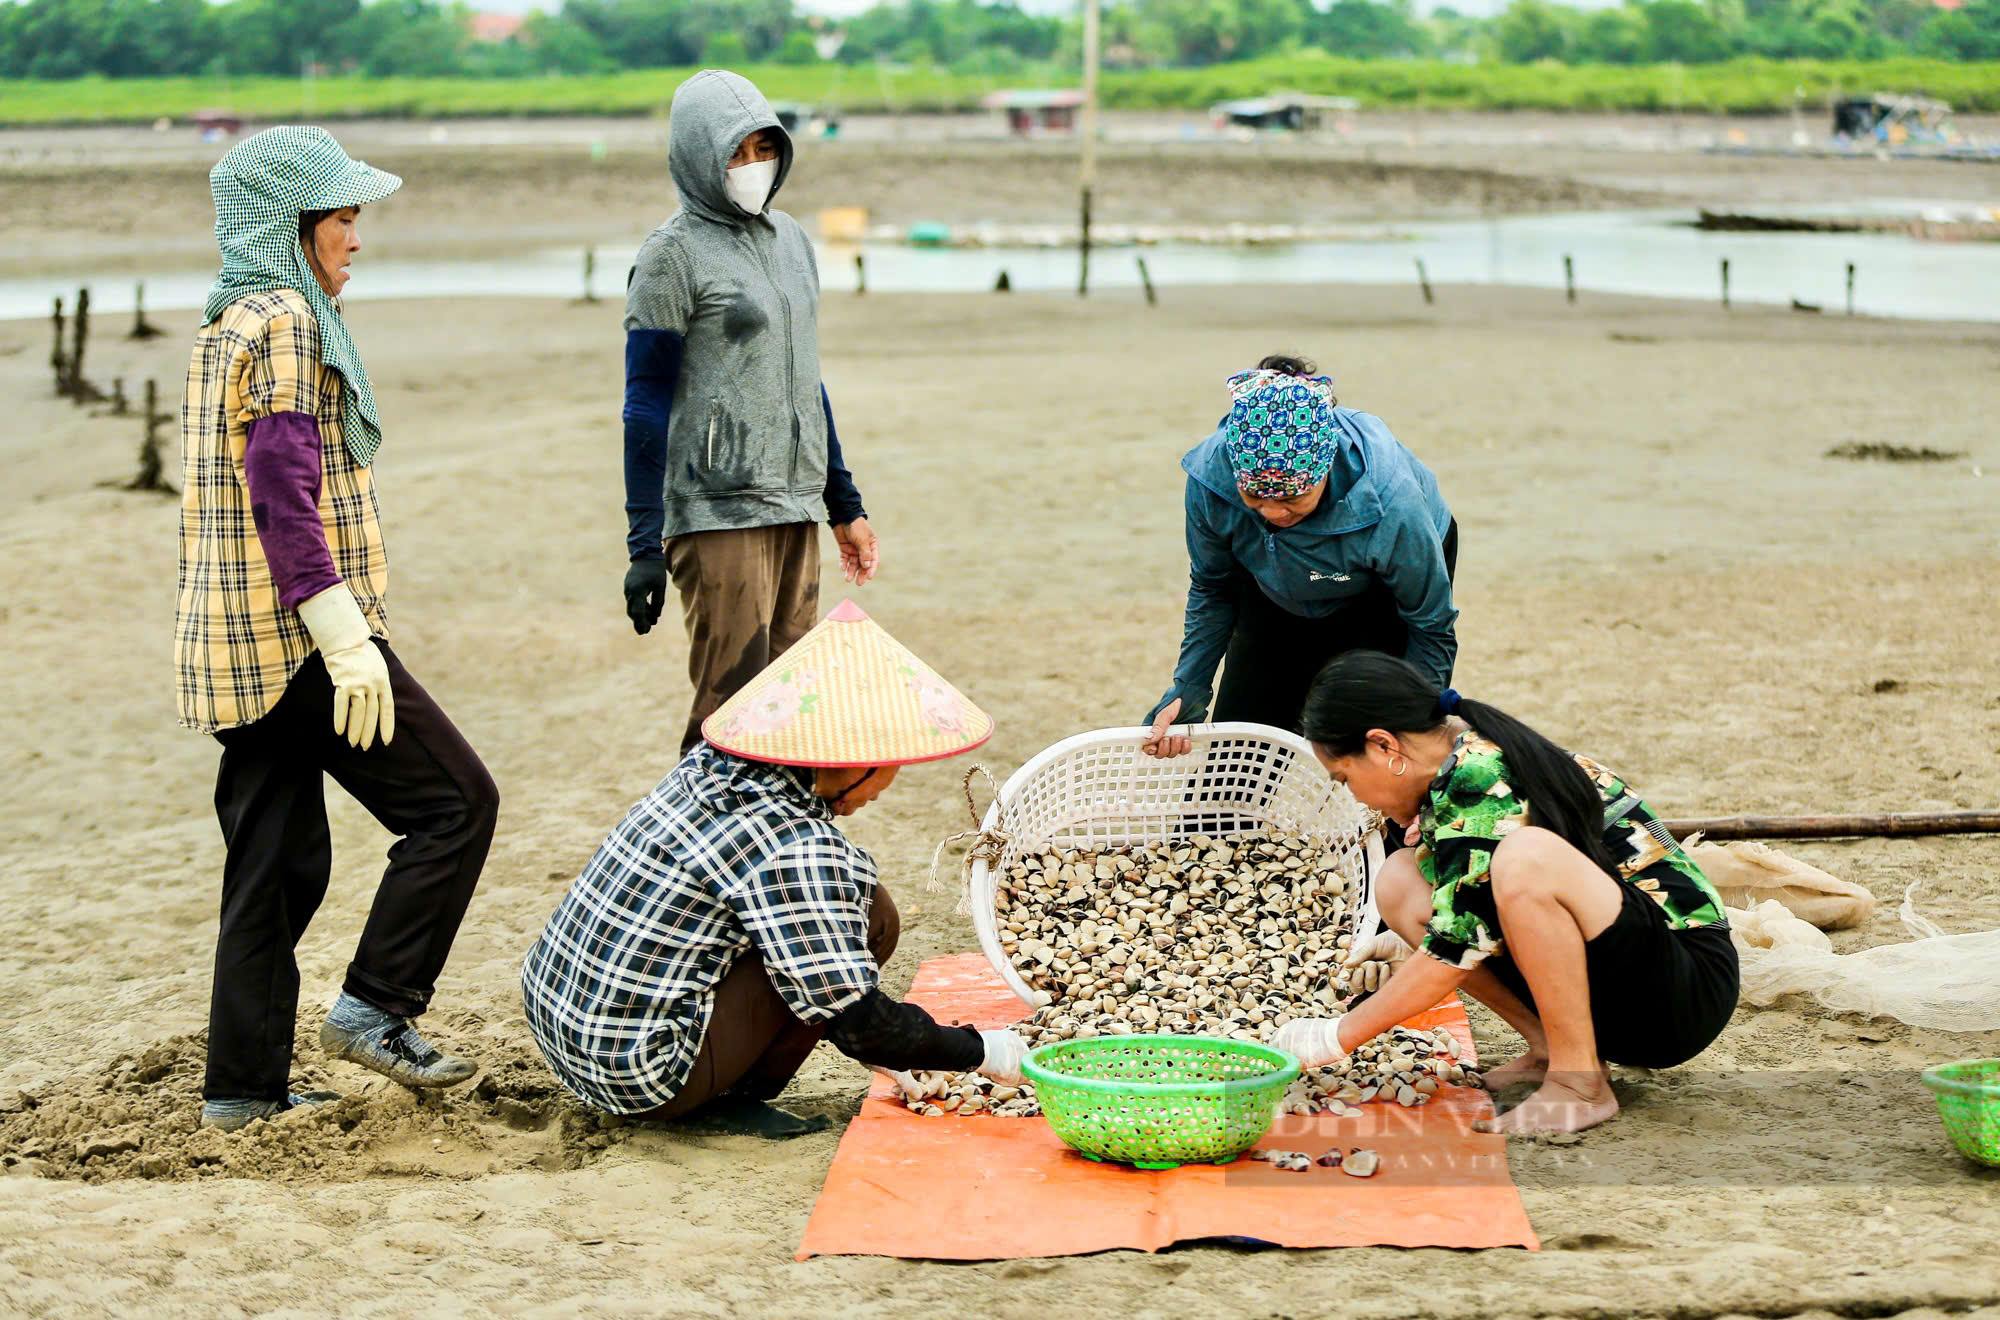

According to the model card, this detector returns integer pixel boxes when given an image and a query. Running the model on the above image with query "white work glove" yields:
[873,1068,926,1102]
[977,1028,1027,1083]
[1341,929,1416,994]
[1270,1015,1350,1068]
[296,584,394,750]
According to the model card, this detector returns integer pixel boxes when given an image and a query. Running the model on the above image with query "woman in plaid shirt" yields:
[523,602,1023,1139]
[178,127,499,1130]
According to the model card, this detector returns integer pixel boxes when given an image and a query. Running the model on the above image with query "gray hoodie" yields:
[625,70,827,538]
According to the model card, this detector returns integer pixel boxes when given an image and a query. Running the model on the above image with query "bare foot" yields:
[1474,1075,1619,1136]
[1477,1052,1548,1090]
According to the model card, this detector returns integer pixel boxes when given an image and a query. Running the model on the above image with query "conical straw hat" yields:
[702,600,995,768]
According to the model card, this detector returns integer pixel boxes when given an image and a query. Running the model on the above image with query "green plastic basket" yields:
[1920,1057,2000,1168]
[1021,1034,1299,1170]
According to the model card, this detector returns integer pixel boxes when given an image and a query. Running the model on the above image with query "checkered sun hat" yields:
[204,126,402,467]
[1221,368,1340,499]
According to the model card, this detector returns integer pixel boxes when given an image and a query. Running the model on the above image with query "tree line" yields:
[2,0,1995,82]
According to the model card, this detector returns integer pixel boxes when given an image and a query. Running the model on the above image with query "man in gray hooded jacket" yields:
[621,70,879,752]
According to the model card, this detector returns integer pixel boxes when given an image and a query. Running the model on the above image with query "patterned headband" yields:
[1222,369,1340,499]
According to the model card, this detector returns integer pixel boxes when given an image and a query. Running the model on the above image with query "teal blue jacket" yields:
[1149,408,1457,723]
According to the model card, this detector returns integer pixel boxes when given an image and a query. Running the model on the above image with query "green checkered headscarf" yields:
[204,126,402,468]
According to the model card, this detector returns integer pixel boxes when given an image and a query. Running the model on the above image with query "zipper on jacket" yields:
[706,414,716,467]
[748,226,799,438]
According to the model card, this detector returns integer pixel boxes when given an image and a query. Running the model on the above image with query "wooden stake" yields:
[123,378,176,495]
[1846,262,1856,317]
[1563,255,1575,305]
[854,251,866,296]
[51,296,68,397]
[67,287,106,405]
[128,281,163,340]
[1415,258,1434,306]
[1078,0,1100,298]
[1135,255,1156,306]
[1663,810,2000,842]
[71,286,90,402]
[1720,257,1730,310]
[579,248,598,304]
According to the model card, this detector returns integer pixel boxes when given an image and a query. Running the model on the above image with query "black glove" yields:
[623,558,667,635]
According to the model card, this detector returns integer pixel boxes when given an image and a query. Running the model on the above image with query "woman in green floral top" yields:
[1268,651,1737,1135]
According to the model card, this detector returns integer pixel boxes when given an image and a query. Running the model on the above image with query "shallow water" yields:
[6,208,1997,323]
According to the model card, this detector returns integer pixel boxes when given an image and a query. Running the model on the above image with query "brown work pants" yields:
[665,521,820,753]
[640,887,901,1119]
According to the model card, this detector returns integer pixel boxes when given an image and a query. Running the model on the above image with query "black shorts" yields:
[1483,879,1740,1069]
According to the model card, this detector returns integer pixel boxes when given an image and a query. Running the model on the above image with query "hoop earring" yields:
[1388,756,1408,777]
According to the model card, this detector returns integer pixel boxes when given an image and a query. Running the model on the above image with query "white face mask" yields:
[725,158,779,216]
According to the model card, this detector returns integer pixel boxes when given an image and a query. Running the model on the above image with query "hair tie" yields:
[1436,688,1461,717]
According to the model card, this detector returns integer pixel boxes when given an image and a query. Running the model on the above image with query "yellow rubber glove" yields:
[296,584,394,750]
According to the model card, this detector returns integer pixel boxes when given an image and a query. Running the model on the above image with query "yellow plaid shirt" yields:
[175,290,390,733]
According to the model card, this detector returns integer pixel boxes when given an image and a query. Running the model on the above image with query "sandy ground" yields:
[7,110,2000,277]
[0,266,1996,1317]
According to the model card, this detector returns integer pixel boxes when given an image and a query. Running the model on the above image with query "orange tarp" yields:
[797,953,1539,1259]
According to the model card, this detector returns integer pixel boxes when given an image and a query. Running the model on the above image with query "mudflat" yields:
[1,272,1996,1316]
[6,109,1999,277]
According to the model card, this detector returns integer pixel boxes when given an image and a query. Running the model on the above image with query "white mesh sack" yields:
[963,723,1384,1004]
[1689,838,1877,930]
[1733,877,2000,1031]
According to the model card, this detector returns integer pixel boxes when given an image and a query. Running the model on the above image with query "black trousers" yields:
[1212,519,1460,731]
[205,641,499,1101]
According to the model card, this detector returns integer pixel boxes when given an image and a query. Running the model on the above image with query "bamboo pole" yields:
[1077,0,1100,298]
[1663,810,2000,842]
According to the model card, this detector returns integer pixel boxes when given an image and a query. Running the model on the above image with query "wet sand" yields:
[1,273,1997,1316]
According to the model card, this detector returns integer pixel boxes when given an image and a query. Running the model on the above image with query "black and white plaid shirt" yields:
[520,745,882,1113]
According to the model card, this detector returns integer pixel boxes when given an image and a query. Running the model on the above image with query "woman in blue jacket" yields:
[1142,355,1458,756]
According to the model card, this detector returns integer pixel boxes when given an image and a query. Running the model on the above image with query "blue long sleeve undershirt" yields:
[622,329,865,562]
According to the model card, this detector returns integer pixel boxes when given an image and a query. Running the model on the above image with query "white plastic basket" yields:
[969,723,1385,1005]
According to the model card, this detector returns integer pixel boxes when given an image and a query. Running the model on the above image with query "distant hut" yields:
[192,109,244,142]
[982,89,1086,138]
[771,101,840,140]
[1831,94,1958,146]
[1209,93,1356,135]
[466,11,525,44]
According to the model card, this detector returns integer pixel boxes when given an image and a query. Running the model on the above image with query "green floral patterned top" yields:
[1416,730,1728,970]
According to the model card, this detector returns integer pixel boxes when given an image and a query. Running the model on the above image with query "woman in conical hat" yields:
[178,126,498,1130]
[521,601,1021,1138]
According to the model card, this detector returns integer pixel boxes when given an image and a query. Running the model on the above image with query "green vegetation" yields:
[1,0,1998,124]
[4,54,1997,125]
[1102,53,2000,112]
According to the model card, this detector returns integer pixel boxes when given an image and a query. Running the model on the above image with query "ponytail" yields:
[1300,652,1620,877]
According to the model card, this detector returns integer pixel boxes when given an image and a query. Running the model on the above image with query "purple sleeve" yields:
[243,411,341,610]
